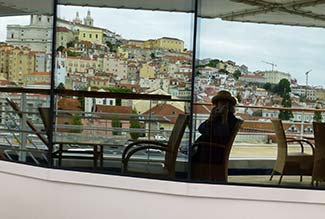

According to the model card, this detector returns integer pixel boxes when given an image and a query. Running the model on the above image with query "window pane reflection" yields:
[54,5,194,176]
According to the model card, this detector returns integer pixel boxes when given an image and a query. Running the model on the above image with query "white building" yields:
[6,15,53,53]
[84,88,116,113]
[103,57,128,79]
[55,52,67,86]
[257,70,292,84]
[291,85,316,101]
[239,74,266,84]
[139,78,169,92]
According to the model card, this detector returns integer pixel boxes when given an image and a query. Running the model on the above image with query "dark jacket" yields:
[197,113,238,145]
[191,113,239,164]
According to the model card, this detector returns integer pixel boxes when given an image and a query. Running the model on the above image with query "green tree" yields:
[129,110,141,140]
[276,78,291,97]
[71,114,83,133]
[233,69,241,80]
[107,87,133,106]
[263,82,272,91]
[279,92,293,120]
[106,41,121,53]
[112,116,121,135]
[67,50,81,57]
[56,46,65,52]
[207,59,220,67]
[313,105,323,122]
[218,69,229,75]
[150,52,156,60]
[56,82,65,90]
[67,41,75,48]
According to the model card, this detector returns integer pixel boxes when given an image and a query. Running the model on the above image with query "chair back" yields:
[164,114,189,177]
[312,122,325,181]
[271,119,288,154]
[38,107,51,136]
[223,119,243,174]
[271,119,288,171]
[6,98,49,146]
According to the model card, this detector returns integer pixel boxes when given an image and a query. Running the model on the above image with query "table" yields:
[53,141,115,169]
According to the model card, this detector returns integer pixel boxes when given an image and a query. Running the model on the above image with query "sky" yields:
[1,5,325,87]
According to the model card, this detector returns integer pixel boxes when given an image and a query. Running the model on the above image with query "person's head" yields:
[211,90,237,114]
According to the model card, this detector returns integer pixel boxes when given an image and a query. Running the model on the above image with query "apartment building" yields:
[257,70,292,84]
[7,15,53,53]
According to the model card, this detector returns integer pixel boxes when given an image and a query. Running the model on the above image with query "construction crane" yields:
[262,60,277,71]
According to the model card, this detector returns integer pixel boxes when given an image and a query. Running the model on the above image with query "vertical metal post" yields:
[148,100,152,140]
[188,0,199,179]
[19,93,27,162]
[300,110,304,139]
[48,0,58,167]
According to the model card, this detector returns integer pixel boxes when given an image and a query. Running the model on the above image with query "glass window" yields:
[56,4,194,177]
[194,0,325,188]
[0,9,53,167]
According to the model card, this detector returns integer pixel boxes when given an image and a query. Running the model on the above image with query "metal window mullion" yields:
[48,0,58,167]
[188,0,200,180]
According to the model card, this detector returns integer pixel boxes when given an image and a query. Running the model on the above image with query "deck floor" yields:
[228,175,325,189]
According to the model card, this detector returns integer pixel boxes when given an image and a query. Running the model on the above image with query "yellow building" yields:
[117,47,129,59]
[127,37,184,51]
[139,63,155,79]
[78,27,104,44]
[315,88,325,101]
[57,18,104,45]
[24,72,50,86]
[154,37,184,52]
[0,43,12,79]
[0,46,35,85]
[66,56,103,73]
[127,40,145,48]
[144,39,156,49]
[88,76,110,88]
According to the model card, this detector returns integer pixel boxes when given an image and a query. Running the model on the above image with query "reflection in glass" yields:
[195,2,325,186]
[53,5,194,176]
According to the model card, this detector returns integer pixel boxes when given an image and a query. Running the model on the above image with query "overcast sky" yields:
[1,5,325,87]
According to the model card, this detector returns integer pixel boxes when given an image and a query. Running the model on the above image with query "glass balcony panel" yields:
[195,1,325,186]
[0,1,54,166]
[0,91,50,166]
[54,3,194,178]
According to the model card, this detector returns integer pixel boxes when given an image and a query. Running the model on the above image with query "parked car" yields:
[154,135,167,142]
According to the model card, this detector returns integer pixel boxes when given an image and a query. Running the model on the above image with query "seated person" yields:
[196,90,238,144]
[191,90,240,180]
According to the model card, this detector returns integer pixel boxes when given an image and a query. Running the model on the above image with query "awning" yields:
[0,0,53,16]
[1,0,325,28]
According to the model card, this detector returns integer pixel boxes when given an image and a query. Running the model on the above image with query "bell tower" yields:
[84,10,94,26]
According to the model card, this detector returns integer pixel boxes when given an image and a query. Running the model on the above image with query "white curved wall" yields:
[0,160,325,219]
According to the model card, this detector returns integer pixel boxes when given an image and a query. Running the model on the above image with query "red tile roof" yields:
[193,104,212,114]
[28,72,50,76]
[142,103,184,123]
[58,98,81,111]
[56,26,70,32]
[95,105,133,114]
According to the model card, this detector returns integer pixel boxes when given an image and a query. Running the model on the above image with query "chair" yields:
[190,119,243,182]
[6,98,102,169]
[122,114,189,178]
[38,107,52,137]
[312,122,325,186]
[270,119,314,184]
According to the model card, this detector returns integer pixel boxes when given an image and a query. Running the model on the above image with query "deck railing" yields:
[0,87,322,175]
